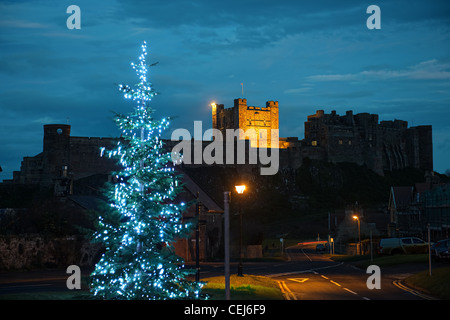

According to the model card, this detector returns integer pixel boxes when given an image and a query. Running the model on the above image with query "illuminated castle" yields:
[211,98,280,148]
[211,99,433,175]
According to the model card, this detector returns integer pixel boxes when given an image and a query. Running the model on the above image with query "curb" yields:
[392,279,439,300]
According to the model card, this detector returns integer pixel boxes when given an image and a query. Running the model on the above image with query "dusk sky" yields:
[1,0,449,182]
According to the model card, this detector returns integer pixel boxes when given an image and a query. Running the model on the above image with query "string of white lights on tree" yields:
[90,41,203,300]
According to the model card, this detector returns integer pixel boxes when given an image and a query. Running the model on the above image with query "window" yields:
[412,238,424,244]
[348,140,352,145]
[312,140,317,146]
[401,238,412,244]
[339,139,343,145]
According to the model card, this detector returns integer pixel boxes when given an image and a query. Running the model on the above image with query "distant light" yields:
[353,215,359,220]
[235,185,246,194]
[210,102,216,108]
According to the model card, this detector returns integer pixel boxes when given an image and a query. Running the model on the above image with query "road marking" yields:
[288,278,309,283]
[393,280,438,300]
[321,275,329,280]
[277,281,296,300]
[343,287,357,295]
[330,280,341,287]
[301,248,312,262]
[266,262,344,277]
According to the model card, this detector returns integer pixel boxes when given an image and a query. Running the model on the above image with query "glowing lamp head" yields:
[235,185,246,194]
[352,215,359,220]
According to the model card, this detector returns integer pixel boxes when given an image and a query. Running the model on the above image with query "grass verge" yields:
[201,274,284,300]
[404,266,450,300]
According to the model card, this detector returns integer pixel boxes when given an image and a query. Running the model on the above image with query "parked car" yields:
[431,239,450,262]
[315,243,326,253]
[379,237,429,255]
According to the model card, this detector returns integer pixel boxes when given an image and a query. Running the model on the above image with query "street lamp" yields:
[235,184,246,276]
[353,215,361,255]
[235,185,246,194]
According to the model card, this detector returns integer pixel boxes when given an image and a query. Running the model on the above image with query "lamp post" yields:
[224,191,231,300]
[235,184,246,277]
[353,215,361,255]
[195,192,201,283]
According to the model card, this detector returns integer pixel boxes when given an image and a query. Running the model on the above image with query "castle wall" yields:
[10,125,118,186]
[416,125,433,171]
[303,110,432,174]
[69,136,118,180]
[13,154,44,184]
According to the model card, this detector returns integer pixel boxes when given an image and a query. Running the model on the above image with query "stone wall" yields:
[0,235,102,270]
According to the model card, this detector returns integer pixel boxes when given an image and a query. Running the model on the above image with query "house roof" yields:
[414,182,432,195]
[178,169,223,213]
[391,186,413,210]
[68,195,106,211]
[69,170,223,214]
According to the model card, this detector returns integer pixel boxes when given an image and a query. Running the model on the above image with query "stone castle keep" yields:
[6,98,433,185]
[211,98,432,175]
[212,98,279,148]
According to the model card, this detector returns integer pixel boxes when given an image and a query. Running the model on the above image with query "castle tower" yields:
[212,98,280,148]
[43,124,71,184]
[211,102,224,133]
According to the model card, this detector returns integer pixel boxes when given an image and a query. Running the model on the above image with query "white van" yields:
[379,237,428,255]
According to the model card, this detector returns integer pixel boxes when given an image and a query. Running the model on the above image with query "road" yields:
[0,244,437,300]
[263,245,436,300]
[190,244,436,300]
[0,268,81,297]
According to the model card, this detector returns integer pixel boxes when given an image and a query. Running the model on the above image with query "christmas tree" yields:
[90,42,202,300]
